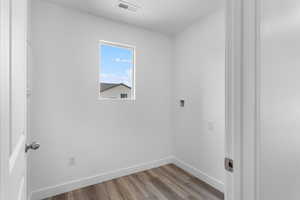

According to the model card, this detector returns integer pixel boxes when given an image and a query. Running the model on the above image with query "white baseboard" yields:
[30,156,224,200]
[30,156,175,200]
[173,158,225,192]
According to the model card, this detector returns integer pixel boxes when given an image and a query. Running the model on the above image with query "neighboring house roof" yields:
[100,83,131,92]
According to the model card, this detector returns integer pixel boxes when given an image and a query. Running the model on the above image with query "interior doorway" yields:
[1,0,243,200]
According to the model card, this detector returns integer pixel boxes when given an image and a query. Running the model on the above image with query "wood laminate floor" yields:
[45,164,224,200]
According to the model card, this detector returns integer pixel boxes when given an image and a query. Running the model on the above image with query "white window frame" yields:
[98,40,136,100]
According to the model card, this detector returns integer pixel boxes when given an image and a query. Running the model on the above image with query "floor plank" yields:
[45,164,224,200]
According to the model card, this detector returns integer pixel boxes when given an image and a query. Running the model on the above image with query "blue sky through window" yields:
[99,44,134,87]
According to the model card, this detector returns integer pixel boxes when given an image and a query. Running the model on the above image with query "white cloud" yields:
[113,58,132,63]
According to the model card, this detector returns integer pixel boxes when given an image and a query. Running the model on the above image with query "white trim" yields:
[240,0,261,200]
[0,0,11,199]
[30,156,174,200]
[27,0,33,198]
[226,0,261,200]
[98,40,136,101]
[99,40,135,50]
[173,158,224,193]
[253,1,261,200]
[225,0,242,199]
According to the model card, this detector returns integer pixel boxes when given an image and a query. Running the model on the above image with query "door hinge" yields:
[225,157,234,172]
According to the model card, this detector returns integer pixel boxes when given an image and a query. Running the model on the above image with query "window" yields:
[120,93,128,99]
[99,41,135,100]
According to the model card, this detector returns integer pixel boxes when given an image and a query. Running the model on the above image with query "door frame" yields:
[0,0,11,199]
[0,0,261,199]
[225,0,261,200]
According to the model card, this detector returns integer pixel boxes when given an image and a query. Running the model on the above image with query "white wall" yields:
[261,1,300,199]
[29,0,172,196]
[172,10,225,188]
[30,0,226,198]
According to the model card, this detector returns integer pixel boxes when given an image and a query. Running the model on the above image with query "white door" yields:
[0,0,31,199]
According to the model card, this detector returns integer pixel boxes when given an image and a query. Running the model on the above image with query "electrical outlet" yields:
[180,99,185,107]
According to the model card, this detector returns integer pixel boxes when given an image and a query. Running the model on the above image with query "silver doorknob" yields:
[25,142,40,153]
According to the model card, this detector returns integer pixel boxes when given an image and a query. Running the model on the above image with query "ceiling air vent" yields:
[118,0,140,12]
